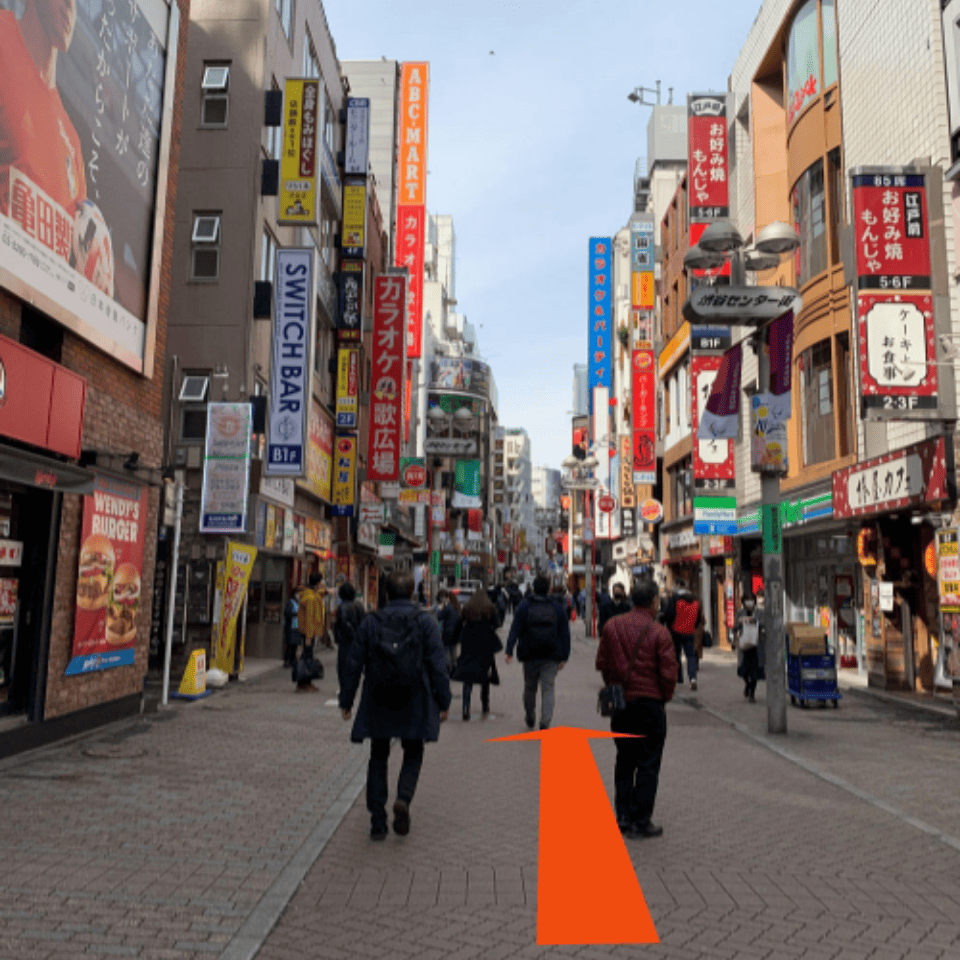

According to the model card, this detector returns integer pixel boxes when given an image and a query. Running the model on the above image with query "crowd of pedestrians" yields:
[278,565,755,844]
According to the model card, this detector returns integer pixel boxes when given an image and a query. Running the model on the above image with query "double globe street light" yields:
[683,219,801,736]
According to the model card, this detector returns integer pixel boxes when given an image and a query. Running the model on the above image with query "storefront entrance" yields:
[0,484,58,721]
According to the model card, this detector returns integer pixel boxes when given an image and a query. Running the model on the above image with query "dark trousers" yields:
[367,738,424,830]
[462,681,489,713]
[741,646,760,698]
[672,634,698,682]
[610,697,667,827]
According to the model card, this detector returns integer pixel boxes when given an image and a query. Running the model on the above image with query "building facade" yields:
[723,0,960,691]
[0,0,190,754]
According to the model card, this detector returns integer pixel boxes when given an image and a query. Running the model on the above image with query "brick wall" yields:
[40,0,191,721]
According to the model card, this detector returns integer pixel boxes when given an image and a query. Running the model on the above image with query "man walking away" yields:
[436,589,461,674]
[663,579,704,691]
[596,579,676,839]
[598,581,632,635]
[339,571,451,841]
[505,574,570,730]
[334,581,366,694]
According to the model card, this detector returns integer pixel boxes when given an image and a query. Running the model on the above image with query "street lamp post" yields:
[684,219,801,735]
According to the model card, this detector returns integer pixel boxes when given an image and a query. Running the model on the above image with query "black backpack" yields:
[518,597,557,661]
[368,609,424,709]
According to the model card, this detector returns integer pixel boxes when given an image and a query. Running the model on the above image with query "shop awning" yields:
[0,444,94,495]
[663,553,702,565]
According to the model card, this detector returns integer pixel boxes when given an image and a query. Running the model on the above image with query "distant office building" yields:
[572,364,589,416]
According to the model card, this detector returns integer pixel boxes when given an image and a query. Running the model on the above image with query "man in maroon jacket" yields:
[596,579,677,839]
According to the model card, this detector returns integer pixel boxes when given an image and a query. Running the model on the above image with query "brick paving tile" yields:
[5,623,960,959]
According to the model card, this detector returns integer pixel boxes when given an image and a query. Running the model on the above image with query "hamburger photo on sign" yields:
[76,534,115,611]
[106,563,141,646]
[68,478,149,675]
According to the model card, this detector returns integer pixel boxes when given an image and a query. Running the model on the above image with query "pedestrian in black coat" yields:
[340,571,451,841]
[436,589,461,673]
[598,582,632,635]
[452,590,503,720]
[334,581,365,694]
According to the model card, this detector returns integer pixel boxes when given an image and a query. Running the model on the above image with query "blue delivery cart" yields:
[785,623,841,709]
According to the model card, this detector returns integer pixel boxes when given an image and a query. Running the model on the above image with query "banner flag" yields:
[769,311,794,400]
[698,344,742,441]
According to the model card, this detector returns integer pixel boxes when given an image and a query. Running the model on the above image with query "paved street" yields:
[2,616,960,960]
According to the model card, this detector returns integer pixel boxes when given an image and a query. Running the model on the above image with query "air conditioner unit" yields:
[612,542,628,561]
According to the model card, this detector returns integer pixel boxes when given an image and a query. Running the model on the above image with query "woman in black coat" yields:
[453,590,503,720]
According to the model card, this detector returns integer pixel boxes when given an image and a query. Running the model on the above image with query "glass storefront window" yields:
[673,458,692,517]
[835,332,854,457]
[792,159,827,286]
[827,147,844,266]
[787,0,820,125]
[800,340,835,466]
[822,0,838,88]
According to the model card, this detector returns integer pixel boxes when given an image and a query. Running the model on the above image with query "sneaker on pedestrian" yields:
[392,799,411,837]
[690,679,697,691]
[749,694,756,703]
[370,825,388,842]
[634,820,664,838]
[525,713,535,730]
[539,722,549,730]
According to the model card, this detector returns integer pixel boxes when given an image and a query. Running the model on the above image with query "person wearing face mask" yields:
[598,581,632,635]
[734,593,765,702]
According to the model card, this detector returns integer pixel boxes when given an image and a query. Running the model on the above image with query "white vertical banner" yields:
[200,403,253,534]
[267,248,314,476]
[344,98,371,175]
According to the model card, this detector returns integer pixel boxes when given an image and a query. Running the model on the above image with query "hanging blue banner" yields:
[587,237,612,415]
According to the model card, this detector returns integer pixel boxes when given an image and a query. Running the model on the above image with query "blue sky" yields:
[326,0,762,471]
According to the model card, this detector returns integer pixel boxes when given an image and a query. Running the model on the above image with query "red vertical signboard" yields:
[687,94,728,220]
[851,169,937,417]
[368,276,407,482]
[395,205,426,359]
[631,348,656,485]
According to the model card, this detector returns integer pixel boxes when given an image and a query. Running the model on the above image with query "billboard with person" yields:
[0,0,175,374]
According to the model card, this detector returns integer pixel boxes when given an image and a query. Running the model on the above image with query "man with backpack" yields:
[339,570,451,841]
[504,574,570,730]
[662,579,704,691]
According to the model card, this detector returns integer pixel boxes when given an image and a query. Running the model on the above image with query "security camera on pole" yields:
[683,219,802,735]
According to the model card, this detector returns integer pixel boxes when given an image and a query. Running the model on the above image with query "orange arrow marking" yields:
[489,726,659,945]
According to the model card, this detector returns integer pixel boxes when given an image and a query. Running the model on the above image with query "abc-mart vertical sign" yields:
[267,248,314,476]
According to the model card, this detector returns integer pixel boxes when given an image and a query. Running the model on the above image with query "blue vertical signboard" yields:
[588,237,612,416]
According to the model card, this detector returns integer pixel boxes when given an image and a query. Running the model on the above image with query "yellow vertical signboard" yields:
[212,543,257,674]
[341,180,366,251]
[332,434,357,514]
[279,78,319,226]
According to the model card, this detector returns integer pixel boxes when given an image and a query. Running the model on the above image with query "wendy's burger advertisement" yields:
[67,475,148,676]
